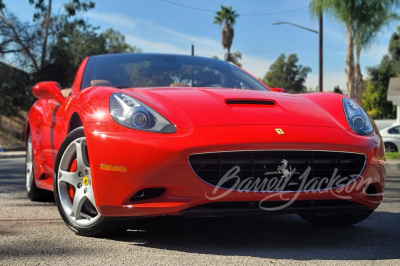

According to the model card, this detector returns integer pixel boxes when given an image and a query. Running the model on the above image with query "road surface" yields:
[0,157,399,265]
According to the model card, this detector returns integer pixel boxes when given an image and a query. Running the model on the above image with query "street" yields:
[0,157,399,265]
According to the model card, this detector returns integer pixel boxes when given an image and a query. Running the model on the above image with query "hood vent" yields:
[226,99,276,107]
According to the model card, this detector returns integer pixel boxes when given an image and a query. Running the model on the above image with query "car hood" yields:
[123,87,344,129]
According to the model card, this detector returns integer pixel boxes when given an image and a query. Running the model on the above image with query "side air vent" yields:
[130,188,166,202]
[226,99,275,106]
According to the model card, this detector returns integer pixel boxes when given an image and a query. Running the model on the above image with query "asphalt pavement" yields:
[0,157,399,265]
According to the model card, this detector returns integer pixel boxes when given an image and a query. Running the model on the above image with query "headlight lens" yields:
[109,93,176,133]
[342,98,373,135]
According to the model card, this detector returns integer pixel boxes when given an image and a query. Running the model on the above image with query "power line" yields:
[158,0,308,16]
[246,45,343,54]
[158,0,214,13]
[242,6,308,16]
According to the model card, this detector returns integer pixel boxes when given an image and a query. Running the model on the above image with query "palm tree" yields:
[353,1,398,105]
[310,0,399,105]
[213,5,239,62]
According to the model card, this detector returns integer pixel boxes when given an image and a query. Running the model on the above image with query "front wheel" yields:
[53,127,116,237]
[299,211,373,227]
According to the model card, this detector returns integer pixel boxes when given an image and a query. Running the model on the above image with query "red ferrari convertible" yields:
[25,53,385,236]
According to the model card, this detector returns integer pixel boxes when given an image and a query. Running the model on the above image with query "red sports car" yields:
[25,53,385,236]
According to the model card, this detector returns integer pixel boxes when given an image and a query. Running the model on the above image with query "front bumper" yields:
[84,122,385,217]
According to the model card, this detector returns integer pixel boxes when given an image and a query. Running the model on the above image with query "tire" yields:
[26,133,51,201]
[384,142,398,153]
[53,127,117,237]
[299,211,373,227]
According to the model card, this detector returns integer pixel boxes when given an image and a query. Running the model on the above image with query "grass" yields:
[386,152,400,159]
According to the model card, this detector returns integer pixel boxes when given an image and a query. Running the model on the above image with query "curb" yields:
[386,160,400,171]
[0,152,26,159]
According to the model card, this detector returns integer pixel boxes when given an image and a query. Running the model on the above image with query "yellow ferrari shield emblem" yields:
[82,176,89,186]
[275,128,285,135]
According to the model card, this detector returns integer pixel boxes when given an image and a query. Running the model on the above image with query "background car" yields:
[380,123,400,152]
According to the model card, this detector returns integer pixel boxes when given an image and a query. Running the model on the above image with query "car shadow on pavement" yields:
[108,211,400,261]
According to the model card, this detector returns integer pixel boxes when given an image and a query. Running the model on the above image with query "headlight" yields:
[342,98,373,135]
[109,93,176,133]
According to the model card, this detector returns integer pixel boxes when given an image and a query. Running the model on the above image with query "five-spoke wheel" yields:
[57,137,101,226]
[54,127,115,236]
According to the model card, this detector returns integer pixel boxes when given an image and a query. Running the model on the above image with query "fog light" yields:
[130,188,166,202]
[365,184,378,197]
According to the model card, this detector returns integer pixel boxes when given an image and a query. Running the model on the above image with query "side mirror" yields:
[32,82,65,104]
[270,88,289,93]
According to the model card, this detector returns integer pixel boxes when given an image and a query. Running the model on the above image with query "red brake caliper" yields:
[68,159,77,199]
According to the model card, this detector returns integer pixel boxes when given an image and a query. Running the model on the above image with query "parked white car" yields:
[380,123,400,152]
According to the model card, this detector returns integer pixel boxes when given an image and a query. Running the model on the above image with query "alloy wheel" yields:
[57,137,101,226]
[385,143,398,153]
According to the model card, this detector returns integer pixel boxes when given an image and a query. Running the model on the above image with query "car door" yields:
[40,97,68,180]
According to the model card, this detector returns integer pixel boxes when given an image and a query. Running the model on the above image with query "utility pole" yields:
[272,21,323,92]
[319,13,323,92]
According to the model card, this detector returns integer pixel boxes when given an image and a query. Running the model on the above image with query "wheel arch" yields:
[384,141,399,152]
[68,112,83,133]
[24,120,30,146]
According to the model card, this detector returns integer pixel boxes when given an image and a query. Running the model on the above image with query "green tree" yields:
[0,0,95,72]
[44,20,107,87]
[28,0,95,69]
[101,28,141,54]
[45,24,143,88]
[1,0,141,98]
[0,10,41,72]
[0,63,32,130]
[211,50,242,67]
[362,24,400,119]
[262,53,311,93]
[388,26,400,65]
[333,85,343,94]
[230,51,242,67]
[310,0,399,105]
[213,5,239,63]
[363,55,396,119]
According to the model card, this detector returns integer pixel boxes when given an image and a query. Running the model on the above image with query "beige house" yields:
[388,77,400,124]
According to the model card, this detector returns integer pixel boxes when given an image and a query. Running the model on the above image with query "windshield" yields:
[81,54,269,91]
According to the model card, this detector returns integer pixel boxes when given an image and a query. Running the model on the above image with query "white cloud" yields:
[86,12,278,82]
[241,55,272,79]
[125,34,272,79]
[361,43,388,63]
[86,11,137,28]
[307,72,346,92]
[124,35,188,55]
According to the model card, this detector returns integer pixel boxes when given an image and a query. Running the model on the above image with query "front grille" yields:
[189,151,366,192]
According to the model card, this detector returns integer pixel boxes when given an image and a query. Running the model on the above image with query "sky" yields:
[4,0,400,91]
